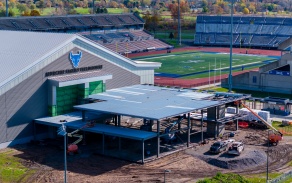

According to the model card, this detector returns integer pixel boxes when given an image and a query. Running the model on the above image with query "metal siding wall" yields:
[0,95,7,142]
[46,47,140,90]
[0,46,140,144]
[5,71,48,141]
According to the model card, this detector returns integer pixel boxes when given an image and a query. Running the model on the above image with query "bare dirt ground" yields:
[7,128,292,183]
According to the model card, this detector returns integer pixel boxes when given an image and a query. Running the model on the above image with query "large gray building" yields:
[0,30,160,148]
[222,50,292,94]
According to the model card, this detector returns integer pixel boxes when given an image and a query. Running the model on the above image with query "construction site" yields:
[5,84,284,182]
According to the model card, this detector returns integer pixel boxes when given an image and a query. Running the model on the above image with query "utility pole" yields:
[92,0,95,14]
[178,0,181,46]
[228,0,234,92]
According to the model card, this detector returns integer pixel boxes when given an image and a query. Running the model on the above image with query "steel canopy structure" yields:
[74,85,220,120]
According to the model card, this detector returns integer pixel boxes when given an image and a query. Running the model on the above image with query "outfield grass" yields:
[135,51,273,79]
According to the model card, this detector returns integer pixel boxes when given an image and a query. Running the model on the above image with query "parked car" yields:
[228,142,244,155]
[209,141,228,154]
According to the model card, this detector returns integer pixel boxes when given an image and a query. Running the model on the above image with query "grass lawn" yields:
[135,51,273,79]
[153,29,195,40]
[244,173,282,183]
[207,87,292,99]
[0,149,34,183]
[75,7,90,14]
[272,121,292,136]
[107,8,124,14]
[10,7,124,16]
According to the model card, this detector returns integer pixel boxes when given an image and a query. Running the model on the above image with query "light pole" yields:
[164,169,171,183]
[177,0,181,46]
[266,130,270,183]
[228,0,234,92]
[57,124,67,183]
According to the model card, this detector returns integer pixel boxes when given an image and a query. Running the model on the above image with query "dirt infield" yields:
[128,46,280,88]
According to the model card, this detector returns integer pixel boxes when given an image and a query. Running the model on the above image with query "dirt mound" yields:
[189,147,267,170]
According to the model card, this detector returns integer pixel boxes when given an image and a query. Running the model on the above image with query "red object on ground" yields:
[68,144,78,153]
[238,121,249,128]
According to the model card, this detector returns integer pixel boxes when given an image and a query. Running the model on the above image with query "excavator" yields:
[67,121,95,154]
[235,100,283,146]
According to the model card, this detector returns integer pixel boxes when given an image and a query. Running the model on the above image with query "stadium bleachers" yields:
[0,14,144,31]
[0,13,172,53]
[195,15,292,49]
[85,31,172,54]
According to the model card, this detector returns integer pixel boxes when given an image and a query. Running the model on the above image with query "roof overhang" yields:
[48,71,112,87]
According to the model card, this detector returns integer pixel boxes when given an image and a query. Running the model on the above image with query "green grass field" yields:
[133,51,275,79]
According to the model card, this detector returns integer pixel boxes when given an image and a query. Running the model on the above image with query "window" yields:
[252,76,257,83]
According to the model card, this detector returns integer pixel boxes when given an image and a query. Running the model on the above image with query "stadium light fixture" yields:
[228,0,234,92]
[57,124,67,183]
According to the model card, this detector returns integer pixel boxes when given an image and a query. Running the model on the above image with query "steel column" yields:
[102,133,105,154]
[201,110,204,142]
[142,139,145,164]
[82,110,85,122]
[187,113,190,147]
[236,101,239,131]
[157,120,160,157]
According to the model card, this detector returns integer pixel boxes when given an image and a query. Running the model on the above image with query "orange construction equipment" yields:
[235,100,283,146]
[67,121,95,154]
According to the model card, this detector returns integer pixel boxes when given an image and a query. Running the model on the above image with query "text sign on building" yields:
[268,70,290,76]
[45,65,103,77]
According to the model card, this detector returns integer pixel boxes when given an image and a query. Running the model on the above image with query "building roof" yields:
[35,111,156,140]
[74,85,220,120]
[0,30,75,88]
[0,31,160,96]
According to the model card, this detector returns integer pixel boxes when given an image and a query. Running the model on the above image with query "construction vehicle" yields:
[67,121,95,154]
[235,101,283,146]
[161,116,184,143]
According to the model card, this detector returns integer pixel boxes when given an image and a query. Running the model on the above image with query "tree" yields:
[103,8,108,13]
[16,3,28,13]
[22,10,31,16]
[168,0,190,20]
[109,1,118,8]
[243,7,250,14]
[30,9,41,16]
[30,4,36,10]
[0,9,15,17]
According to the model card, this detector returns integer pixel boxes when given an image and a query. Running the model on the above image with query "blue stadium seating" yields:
[195,15,292,49]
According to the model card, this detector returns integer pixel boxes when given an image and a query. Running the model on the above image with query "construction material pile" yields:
[226,107,236,114]
[226,107,270,123]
